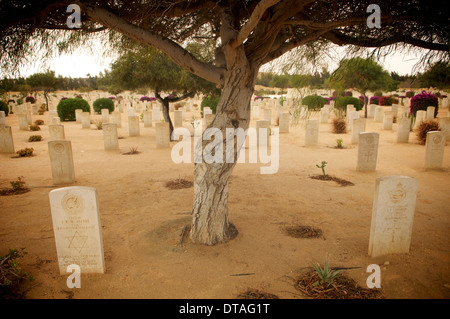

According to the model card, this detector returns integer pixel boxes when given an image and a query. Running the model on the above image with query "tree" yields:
[328,57,394,117]
[26,70,57,110]
[103,45,218,138]
[420,61,450,90]
[1,0,448,246]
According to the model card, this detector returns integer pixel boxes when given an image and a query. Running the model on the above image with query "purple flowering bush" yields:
[369,96,380,105]
[254,96,263,101]
[25,96,35,103]
[410,91,439,117]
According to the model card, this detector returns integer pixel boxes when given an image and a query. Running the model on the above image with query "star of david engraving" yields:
[67,231,88,253]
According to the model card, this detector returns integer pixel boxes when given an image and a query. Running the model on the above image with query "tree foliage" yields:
[419,61,450,90]
[328,57,395,117]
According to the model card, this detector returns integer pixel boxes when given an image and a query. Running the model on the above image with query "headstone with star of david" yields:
[49,186,105,274]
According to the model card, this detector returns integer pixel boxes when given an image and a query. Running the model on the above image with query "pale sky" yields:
[14,44,426,79]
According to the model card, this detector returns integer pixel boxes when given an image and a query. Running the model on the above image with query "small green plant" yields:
[10,176,26,191]
[16,148,34,157]
[29,124,40,131]
[316,161,327,177]
[336,138,343,149]
[34,119,44,125]
[0,247,34,298]
[95,120,103,130]
[28,135,42,142]
[312,257,341,288]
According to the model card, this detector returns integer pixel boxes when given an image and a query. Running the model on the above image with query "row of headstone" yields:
[46,173,420,276]
[356,130,445,171]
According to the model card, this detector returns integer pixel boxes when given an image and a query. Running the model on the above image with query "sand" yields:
[0,101,449,299]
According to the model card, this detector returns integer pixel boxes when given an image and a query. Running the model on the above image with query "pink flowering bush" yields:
[410,91,439,117]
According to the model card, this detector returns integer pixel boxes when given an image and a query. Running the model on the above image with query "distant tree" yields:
[328,57,394,117]
[420,61,450,90]
[26,70,57,110]
[105,44,218,137]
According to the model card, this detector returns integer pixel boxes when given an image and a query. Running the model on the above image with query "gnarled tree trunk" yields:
[189,50,259,245]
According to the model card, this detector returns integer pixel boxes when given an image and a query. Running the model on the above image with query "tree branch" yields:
[230,0,280,49]
[83,4,224,86]
[262,29,332,64]
[322,30,450,52]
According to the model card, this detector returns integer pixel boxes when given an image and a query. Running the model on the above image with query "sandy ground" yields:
[0,100,449,300]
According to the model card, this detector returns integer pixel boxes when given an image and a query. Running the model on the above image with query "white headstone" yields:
[351,118,366,144]
[438,117,450,141]
[103,123,119,151]
[81,112,91,129]
[414,110,426,129]
[374,106,384,122]
[48,140,75,185]
[256,119,270,148]
[18,113,29,130]
[0,111,6,125]
[174,110,183,127]
[49,186,105,274]
[112,111,122,128]
[128,115,140,136]
[320,107,329,124]
[75,109,83,123]
[204,113,215,128]
[368,176,418,257]
[278,112,289,133]
[153,106,161,121]
[143,111,152,127]
[155,122,170,148]
[49,124,65,141]
[101,109,110,123]
[383,111,394,130]
[369,104,376,118]
[203,107,212,117]
[0,125,15,153]
[424,131,445,169]
[426,106,435,119]
[356,132,379,171]
[263,108,272,123]
[397,117,411,143]
[304,119,319,146]
[348,110,360,130]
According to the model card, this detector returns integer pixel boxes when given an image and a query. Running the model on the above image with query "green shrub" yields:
[0,100,9,116]
[57,98,90,121]
[93,98,115,114]
[29,124,40,131]
[16,148,34,157]
[302,95,326,110]
[201,95,220,114]
[374,91,383,97]
[28,135,42,142]
[335,96,363,112]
